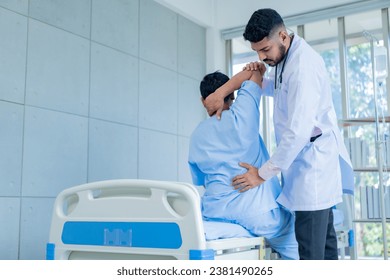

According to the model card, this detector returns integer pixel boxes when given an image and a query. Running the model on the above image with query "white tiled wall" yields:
[29,0,91,38]
[178,75,206,137]
[140,0,178,71]
[90,42,139,125]
[139,61,178,133]
[0,0,28,15]
[19,197,55,259]
[0,8,28,103]
[25,19,90,115]
[138,128,178,180]
[0,102,24,197]
[178,16,207,81]
[178,136,192,182]
[0,198,20,259]
[0,0,206,259]
[91,0,139,55]
[22,107,89,197]
[88,119,138,182]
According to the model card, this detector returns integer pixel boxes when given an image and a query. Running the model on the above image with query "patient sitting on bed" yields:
[188,67,298,260]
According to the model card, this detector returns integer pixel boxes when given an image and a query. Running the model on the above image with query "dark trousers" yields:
[295,208,338,260]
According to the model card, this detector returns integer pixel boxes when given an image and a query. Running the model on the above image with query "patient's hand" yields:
[202,90,225,119]
[243,61,266,75]
[232,162,264,192]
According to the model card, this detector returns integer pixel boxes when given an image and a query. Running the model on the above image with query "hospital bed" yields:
[46,179,266,260]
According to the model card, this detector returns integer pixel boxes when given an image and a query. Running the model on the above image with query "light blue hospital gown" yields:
[189,80,298,260]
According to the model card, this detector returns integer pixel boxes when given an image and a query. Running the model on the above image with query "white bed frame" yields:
[46,179,266,260]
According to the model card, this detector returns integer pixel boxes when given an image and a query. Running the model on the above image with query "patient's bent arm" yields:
[204,68,264,118]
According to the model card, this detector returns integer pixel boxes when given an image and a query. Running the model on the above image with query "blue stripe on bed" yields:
[61,221,182,249]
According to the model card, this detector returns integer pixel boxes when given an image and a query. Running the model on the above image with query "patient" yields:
[188,68,298,260]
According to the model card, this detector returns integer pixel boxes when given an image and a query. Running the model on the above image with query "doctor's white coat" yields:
[258,34,354,211]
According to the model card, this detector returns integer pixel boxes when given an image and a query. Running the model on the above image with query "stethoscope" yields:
[274,34,295,90]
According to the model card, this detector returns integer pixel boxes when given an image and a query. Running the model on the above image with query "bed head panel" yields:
[56,180,199,219]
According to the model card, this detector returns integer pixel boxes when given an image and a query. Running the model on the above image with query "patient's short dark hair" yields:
[243,8,284,43]
[200,71,232,102]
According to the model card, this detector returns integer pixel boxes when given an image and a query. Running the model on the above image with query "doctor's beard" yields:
[263,43,287,67]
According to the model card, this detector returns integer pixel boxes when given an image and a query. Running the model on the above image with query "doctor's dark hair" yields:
[243,8,285,43]
[200,71,232,103]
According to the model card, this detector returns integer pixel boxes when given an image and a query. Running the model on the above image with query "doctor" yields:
[204,8,354,260]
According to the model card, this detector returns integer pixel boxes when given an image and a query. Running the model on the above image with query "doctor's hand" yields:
[202,90,225,119]
[232,162,265,192]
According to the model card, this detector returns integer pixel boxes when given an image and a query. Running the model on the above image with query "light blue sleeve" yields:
[261,77,275,97]
[257,68,276,97]
[188,161,205,186]
[231,80,261,113]
[230,80,261,135]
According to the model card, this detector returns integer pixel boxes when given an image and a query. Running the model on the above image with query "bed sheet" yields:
[203,220,255,241]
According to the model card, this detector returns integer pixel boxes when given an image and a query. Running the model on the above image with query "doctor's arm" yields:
[203,62,266,119]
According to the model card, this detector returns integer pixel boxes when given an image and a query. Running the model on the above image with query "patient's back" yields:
[189,95,281,221]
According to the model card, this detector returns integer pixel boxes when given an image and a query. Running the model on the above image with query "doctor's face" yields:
[250,32,287,67]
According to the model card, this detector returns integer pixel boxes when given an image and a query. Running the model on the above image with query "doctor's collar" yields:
[274,34,295,90]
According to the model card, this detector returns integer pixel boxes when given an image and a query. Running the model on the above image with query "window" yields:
[344,9,390,259]
[305,18,342,119]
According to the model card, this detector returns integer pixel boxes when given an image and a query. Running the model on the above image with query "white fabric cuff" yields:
[258,161,281,181]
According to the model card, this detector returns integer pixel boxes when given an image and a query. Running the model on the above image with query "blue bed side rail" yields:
[46,243,55,260]
[189,249,215,260]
